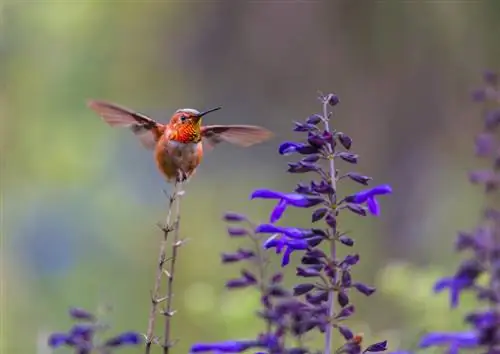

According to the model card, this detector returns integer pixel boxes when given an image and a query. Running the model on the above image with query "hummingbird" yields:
[87,100,273,183]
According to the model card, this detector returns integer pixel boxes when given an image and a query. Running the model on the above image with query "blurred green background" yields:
[2,1,500,353]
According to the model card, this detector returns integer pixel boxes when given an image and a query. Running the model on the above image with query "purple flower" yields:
[255,224,314,239]
[104,332,142,347]
[346,185,392,216]
[251,189,324,223]
[190,339,259,353]
[419,331,478,354]
[263,234,309,267]
[278,142,318,155]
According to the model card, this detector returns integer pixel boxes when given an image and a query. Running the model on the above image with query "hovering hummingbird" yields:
[87,100,273,183]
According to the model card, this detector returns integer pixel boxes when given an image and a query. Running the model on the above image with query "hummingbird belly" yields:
[155,140,203,182]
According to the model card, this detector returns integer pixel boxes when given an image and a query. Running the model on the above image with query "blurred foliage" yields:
[2,1,500,354]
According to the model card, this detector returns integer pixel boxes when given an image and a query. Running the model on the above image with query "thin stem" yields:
[322,97,337,354]
[145,184,179,354]
[163,182,184,354]
[248,229,271,335]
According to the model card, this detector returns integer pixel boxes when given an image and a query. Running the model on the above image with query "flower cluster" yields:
[48,307,142,353]
[190,93,392,353]
[393,72,500,354]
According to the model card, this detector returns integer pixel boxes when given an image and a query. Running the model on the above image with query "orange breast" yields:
[155,136,203,182]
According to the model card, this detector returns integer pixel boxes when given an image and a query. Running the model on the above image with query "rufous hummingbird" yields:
[87,100,273,183]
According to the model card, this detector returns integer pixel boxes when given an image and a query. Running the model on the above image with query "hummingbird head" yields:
[169,106,222,143]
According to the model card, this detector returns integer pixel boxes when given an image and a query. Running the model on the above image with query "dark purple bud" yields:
[293,121,317,132]
[221,249,255,263]
[469,170,497,184]
[365,340,388,352]
[307,114,322,125]
[48,333,70,348]
[267,285,291,297]
[306,290,329,304]
[308,134,326,148]
[326,213,337,229]
[342,271,352,287]
[295,183,312,194]
[227,227,248,237]
[342,254,360,266]
[312,208,328,222]
[475,133,495,157]
[223,212,247,222]
[302,255,323,265]
[337,152,358,164]
[306,250,326,260]
[485,109,500,130]
[337,291,349,307]
[288,162,317,173]
[69,308,95,321]
[346,172,372,186]
[339,235,354,247]
[321,131,335,147]
[336,304,355,319]
[337,132,352,150]
[483,70,498,85]
[346,203,368,216]
[226,277,256,289]
[353,282,376,296]
[241,269,257,283]
[307,236,324,247]
[312,228,328,237]
[455,232,476,252]
[297,266,321,277]
[293,283,316,296]
[471,88,487,102]
[271,273,284,284]
[338,325,354,340]
[311,180,334,194]
[327,93,340,106]
[301,154,321,164]
[105,332,142,347]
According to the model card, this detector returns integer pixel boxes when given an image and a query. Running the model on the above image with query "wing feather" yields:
[201,125,273,149]
[87,100,162,150]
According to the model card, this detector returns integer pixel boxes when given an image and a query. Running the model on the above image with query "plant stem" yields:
[163,182,184,353]
[322,97,337,354]
[145,183,179,354]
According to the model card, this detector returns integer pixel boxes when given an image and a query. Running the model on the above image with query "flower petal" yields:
[270,199,287,223]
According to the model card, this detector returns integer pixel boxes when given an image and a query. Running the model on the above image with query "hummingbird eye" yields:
[179,115,188,123]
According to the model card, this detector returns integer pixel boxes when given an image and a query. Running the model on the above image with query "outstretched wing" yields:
[201,125,273,149]
[87,99,163,150]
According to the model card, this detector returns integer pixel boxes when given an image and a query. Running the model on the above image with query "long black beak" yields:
[195,106,222,121]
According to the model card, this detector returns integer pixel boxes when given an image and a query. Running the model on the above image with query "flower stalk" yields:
[145,182,185,354]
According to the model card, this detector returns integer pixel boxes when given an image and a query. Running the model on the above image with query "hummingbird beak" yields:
[194,106,222,122]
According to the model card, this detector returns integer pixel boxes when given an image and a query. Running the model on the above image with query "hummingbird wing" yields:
[201,125,273,149]
[87,100,163,150]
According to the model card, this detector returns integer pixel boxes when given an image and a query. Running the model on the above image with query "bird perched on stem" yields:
[87,100,273,183]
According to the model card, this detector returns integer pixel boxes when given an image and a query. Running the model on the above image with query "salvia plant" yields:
[48,307,142,353]
[190,93,392,353]
[389,71,500,354]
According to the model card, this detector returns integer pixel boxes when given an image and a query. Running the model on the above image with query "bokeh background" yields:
[3,1,500,353]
